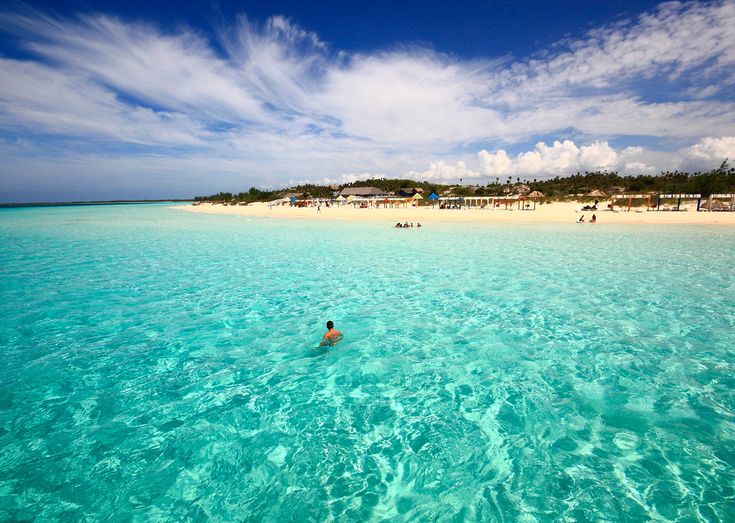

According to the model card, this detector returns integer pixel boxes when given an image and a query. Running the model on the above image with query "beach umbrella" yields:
[587,189,607,197]
[335,195,346,201]
[412,193,423,199]
[428,192,439,208]
[289,196,297,203]
[347,195,355,202]
[527,190,544,198]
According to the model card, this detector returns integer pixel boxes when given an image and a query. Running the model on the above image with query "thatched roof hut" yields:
[588,189,607,197]
[339,187,390,197]
[527,190,544,198]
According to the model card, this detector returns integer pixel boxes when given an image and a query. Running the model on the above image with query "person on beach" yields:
[577,215,585,223]
[590,214,597,223]
[320,321,343,346]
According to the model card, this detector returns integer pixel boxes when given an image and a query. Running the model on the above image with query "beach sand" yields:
[176,202,735,225]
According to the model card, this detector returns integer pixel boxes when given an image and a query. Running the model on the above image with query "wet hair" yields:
[326,320,334,329]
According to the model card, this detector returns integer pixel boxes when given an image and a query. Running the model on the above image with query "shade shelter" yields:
[526,191,543,210]
[654,193,702,211]
[702,194,735,211]
[451,195,526,210]
[588,189,607,198]
[610,193,652,212]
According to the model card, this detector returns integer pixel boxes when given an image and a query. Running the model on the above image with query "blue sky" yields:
[0,0,734,201]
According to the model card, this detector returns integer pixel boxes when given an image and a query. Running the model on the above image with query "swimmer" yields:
[320,320,343,346]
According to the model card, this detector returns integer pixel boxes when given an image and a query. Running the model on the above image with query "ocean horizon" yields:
[1,203,734,521]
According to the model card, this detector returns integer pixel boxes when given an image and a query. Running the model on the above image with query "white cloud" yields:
[488,1,735,98]
[0,58,207,145]
[2,12,271,124]
[478,140,619,177]
[478,149,512,176]
[472,137,731,179]
[682,136,735,163]
[0,2,734,200]
[679,135,735,171]
[623,162,655,173]
[406,160,480,182]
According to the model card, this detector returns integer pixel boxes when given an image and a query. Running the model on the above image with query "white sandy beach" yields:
[176,202,735,225]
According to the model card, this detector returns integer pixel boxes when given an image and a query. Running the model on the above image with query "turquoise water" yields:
[1,204,734,521]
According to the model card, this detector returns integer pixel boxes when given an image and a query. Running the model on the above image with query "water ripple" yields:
[1,205,734,520]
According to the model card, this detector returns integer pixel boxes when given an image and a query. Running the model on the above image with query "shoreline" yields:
[175,202,735,225]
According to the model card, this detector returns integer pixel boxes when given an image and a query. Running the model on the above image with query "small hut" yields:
[527,190,544,198]
[587,189,607,198]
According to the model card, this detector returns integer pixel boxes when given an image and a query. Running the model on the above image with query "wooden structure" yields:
[438,195,533,210]
[701,194,735,211]
[610,194,652,212]
[612,193,702,212]
[655,193,702,211]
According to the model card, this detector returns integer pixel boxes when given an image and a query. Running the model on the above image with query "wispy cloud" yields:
[0,2,734,200]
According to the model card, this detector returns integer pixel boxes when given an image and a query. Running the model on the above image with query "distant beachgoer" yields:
[577,215,585,223]
[591,214,597,223]
[317,204,321,212]
[417,223,422,227]
[395,222,402,228]
[410,222,414,227]
[404,221,409,227]
[320,321,342,346]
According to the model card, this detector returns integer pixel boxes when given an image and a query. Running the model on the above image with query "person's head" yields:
[326,320,334,330]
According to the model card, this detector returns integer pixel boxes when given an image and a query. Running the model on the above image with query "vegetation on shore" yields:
[195,160,734,203]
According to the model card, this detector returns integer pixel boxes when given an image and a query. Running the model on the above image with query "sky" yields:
[0,1,734,202]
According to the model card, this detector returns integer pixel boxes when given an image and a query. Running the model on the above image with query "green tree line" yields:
[195,160,734,202]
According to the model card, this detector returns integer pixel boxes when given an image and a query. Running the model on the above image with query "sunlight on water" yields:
[1,204,734,521]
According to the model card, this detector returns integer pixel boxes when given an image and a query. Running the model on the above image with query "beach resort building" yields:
[339,187,391,198]
[398,187,424,197]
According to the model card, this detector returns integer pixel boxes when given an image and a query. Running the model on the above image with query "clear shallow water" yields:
[1,204,734,521]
